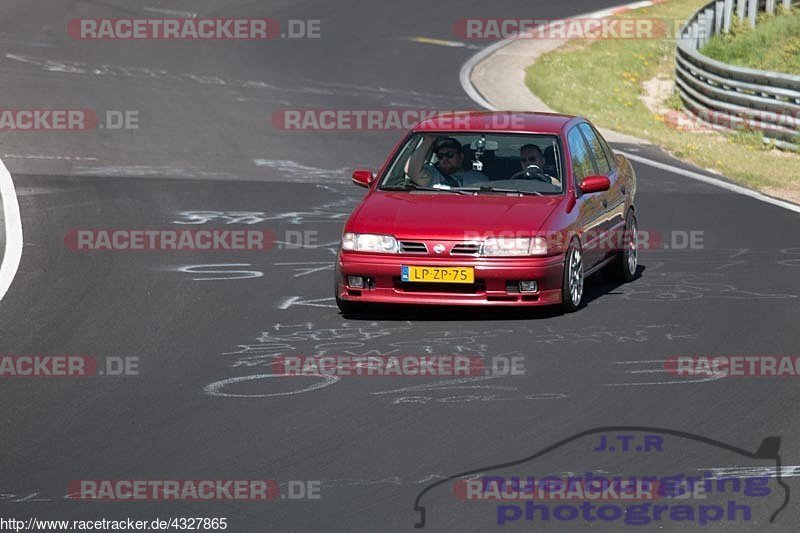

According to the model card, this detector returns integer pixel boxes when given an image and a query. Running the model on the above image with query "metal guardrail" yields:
[675,0,800,149]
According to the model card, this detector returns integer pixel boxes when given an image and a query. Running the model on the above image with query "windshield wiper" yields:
[459,186,543,196]
[383,183,472,195]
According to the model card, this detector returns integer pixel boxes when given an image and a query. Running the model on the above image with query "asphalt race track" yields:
[0,1,799,531]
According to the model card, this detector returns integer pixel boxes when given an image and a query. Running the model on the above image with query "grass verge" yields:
[525,0,800,202]
[702,7,800,75]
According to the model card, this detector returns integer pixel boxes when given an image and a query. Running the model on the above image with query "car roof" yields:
[412,111,582,135]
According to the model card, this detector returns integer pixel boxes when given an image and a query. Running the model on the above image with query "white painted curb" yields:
[0,158,23,302]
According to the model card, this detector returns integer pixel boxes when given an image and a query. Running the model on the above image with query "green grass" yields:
[525,0,800,199]
[702,8,800,75]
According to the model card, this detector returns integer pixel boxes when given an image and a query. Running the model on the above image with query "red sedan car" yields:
[335,112,638,313]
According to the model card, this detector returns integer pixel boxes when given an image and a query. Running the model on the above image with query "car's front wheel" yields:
[560,239,584,313]
[335,294,366,316]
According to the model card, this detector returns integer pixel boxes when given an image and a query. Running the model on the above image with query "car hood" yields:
[347,191,563,240]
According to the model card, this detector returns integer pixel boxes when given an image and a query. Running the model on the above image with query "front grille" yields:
[451,243,481,255]
[399,241,428,254]
[393,278,486,294]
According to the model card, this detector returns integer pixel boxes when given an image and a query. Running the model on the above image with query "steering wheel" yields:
[510,164,551,182]
[422,163,460,187]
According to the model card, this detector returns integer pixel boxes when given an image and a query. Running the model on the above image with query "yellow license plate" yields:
[401,266,474,283]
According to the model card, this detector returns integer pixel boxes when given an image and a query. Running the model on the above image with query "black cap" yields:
[433,137,463,153]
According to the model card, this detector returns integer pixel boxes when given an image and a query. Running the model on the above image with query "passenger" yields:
[429,138,488,187]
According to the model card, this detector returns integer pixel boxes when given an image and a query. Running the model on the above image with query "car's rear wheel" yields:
[560,239,584,313]
[606,211,638,282]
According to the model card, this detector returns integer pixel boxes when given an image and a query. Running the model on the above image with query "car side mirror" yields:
[579,175,610,194]
[352,169,375,188]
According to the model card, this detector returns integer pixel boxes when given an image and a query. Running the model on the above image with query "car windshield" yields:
[379,132,564,195]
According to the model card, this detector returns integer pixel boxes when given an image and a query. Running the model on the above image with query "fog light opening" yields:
[347,275,365,289]
[519,280,538,293]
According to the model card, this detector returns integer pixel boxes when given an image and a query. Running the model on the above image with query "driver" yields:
[425,138,488,187]
[520,144,560,186]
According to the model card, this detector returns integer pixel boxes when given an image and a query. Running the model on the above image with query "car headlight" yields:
[341,233,399,253]
[481,237,548,256]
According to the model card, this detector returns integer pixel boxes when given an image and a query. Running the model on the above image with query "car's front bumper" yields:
[336,252,565,306]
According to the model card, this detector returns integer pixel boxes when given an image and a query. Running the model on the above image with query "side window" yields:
[593,125,618,171]
[383,134,423,187]
[578,123,611,175]
[567,127,595,185]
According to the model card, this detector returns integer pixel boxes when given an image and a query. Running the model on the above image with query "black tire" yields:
[335,294,365,316]
[560,239,584,313]
[605,211,638,282]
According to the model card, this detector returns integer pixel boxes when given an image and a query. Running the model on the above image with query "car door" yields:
[578,123,623,261]
[566,126,603,269]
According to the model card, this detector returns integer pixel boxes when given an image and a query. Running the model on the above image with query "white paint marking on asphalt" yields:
[408,36,467,48]
[5,53,335,99]
[604,376,724,386]
[2,154,99,161]
[612,359,670,364]
[253,159,350,182]
[143,7,198,18]
[701,466,800,478]
[5,53,87,74]
[407,37,482,50]
[0,158,23,302]
[175,264,263,281]
[371,375,516,396]
[274,262,334,278]
[619,151,800,214]
[615,0,659,11]
[458,0,800,215]
[604,358,725,386]
[73,166,226,178]
[278,296,337,309]
[204,373,339,398]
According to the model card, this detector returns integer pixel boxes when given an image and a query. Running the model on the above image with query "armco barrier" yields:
[675,0,800,149]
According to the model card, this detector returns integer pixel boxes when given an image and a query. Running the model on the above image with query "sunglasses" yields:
[436,151,458,159]
[521,157,542,163]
